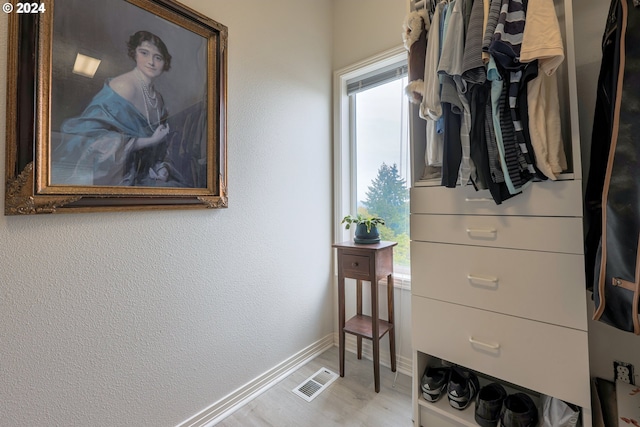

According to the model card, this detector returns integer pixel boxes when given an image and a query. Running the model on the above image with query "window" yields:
[334,47,411,279]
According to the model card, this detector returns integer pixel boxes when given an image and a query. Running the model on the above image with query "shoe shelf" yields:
[416,379,542,427]
[414,351,543,427]
[417,394,478,427]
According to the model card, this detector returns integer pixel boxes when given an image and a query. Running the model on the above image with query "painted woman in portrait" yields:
[51,30,185,187]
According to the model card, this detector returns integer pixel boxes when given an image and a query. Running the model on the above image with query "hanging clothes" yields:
[421,2,445,167]
[403,9,430,104]
[489,0,539,193]
[403,0,567,204]
[483,0,508,187]
[585,0,622,293]
[589,0,640,334]
[463,0,488,190]
[439,0,473,187]
[519,0,568,181]
[404,8,442,180]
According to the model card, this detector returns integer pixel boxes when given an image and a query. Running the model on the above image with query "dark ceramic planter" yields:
[354,223,380,244]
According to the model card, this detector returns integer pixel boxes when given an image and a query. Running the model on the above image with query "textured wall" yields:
[0,1,333,425]
[332,0,408,70]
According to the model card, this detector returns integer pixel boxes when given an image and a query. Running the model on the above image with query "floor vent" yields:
[292,367,339,402]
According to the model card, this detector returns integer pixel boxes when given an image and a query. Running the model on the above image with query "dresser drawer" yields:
[411,297,591,408]
[410,180,583,216]
[411,242,588,330]
[340,254,371,279]
[411,214,583,254]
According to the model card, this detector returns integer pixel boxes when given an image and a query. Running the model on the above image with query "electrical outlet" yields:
[614,361,635,384]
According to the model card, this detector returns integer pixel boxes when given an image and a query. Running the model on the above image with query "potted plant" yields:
[341,214,385,244]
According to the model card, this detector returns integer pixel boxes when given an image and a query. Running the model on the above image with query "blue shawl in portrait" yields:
[51,81,170,186]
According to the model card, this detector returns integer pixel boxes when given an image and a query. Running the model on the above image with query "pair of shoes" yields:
[420,366,449,402]
[420,365,479,409]
[475,385,538,427]
[500,393,538,426]
[447,366,479,410]
[475,383,507,426]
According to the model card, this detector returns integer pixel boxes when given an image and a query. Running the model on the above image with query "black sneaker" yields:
[447,366,479,410]
[500,393,538,427]
[475,383,507,427]
[420,366,450,402]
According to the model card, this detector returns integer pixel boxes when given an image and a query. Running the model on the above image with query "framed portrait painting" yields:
[5,0,228,214]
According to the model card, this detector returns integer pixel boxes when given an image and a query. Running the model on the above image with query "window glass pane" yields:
[354,76,410,275]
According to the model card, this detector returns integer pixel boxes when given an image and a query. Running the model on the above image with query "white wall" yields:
[0,1,334,426]
[332,0,408,70]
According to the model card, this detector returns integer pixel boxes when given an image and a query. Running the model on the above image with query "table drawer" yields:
[411,180,583,216]
[411,297,590,408]
[341,254,370,279]
[411,242,588,330]
[411,214,583,254]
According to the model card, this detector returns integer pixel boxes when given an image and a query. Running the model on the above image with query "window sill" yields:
[377,272,411,291]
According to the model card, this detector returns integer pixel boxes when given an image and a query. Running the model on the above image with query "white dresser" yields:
[408,0,592,425]
[410,182,591,426]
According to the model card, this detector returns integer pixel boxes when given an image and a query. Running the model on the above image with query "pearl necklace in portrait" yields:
[134,68,160,131]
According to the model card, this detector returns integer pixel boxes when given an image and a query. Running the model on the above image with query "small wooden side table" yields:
[332,240,397,393]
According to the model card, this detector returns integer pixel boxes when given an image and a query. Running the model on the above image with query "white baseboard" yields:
[338,332,413,377]
[176,334,334,427]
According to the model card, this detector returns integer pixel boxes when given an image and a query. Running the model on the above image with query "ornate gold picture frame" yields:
[5,0,228,215]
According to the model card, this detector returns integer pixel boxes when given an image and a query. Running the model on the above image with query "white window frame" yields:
[332,46,410,288]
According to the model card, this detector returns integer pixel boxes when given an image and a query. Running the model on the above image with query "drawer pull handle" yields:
[466,227,497,236]
[467,274,499,284]
[469,336,500,350]
[465,197,493,203]
[352,262,359,267]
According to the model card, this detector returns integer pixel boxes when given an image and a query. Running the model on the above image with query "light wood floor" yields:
[216,345,414,427]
